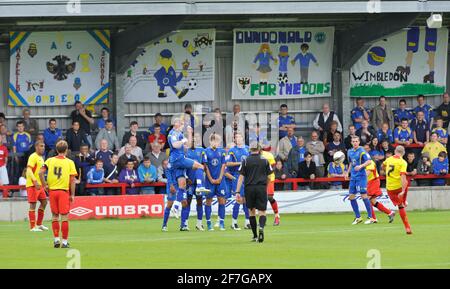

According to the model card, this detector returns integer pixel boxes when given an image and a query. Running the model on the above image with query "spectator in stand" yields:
[306,130,325,178]
[351,97,371,130]
[74,144,96,196]
[26,133,46,159]
[411,111,430,146]
[323,121,340,147]
[278,127,296,162]
[422,132,447,161]
[380,139,395,155]
[0,113,11,136]
[0,134,9,187]
[298,152,316,190]
[147,141,167,171]
[118,144,138,171]
[118,160,140,195]
[66,121,89,154]
[231,103,249,143]
[278,104,296,139]
[394,118,413,146]
[0,124,12,151]
[416,153,432,186]
[413,94,434,129]
[103,153,120,195]
[372,96,395,130]
[13,120,33,179]
[248,122,270,150]
[356,119,376,146]
[148,124,167,148]
[94,139,113,166]
[325,131,346,164]
[21,108,39,140]
[432,117,448,145]
[369,137,384,167]
[431,151,448,186]
[97,107,116,129]
[149,113,169,136]
[377,122,394,144]
[17,168,27,198]
[71,101,95,147]
[435,92,450,129]
[394,99,414,127]
[286,137,307,178]
[122,121,147,151]
[86,159,105,195]
[119,136,143,162]
[138,156,158,194]
[344,125,357,150]
[158,159,169,183]
[274,159,289,191]
[95,119,120,151]
[203,108,227,147]
[184,103,196,130]
[327,157,346,190]
[405,152,418,187]
[313,103,342,141]
[43,118,62,153]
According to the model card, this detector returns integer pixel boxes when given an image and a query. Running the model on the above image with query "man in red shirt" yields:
[0,134,9,187]
[148,124,167,147]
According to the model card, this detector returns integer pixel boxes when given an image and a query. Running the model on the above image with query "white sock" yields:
[62,239,68,245]
[245,219,250,225]
[232,219,237,225]
[197,219,202,226]
[54,237,60,242]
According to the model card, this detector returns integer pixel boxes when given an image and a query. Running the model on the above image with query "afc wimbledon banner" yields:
[351,27,448,97]
[9,30,110,106]
[232,27,334,100]
[123,29,215,103]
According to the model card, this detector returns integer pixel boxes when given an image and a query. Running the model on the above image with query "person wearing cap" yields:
[149,113,169,136]
[235,142,273,243]
[153,49,189,99]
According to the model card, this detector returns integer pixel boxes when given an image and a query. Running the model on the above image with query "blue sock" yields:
[195,169,205,188]
[232,202,240,220]
[350,199,361,218]
[205,204,212,225]
[363,198,373,218]
[163,207,171,227]
[243,203,249,219]
[174,203,180,211]
[181,206,189,228]
[197,204,203,221]
[218,204,225,225]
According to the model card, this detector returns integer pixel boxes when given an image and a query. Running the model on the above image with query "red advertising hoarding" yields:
[69,195,164,220]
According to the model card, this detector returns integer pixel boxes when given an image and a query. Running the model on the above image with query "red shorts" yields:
[27,187,47,203]
[367,179,382,197]
[49,190,70,215]
[267,181,275,196]
[387,188,408,207]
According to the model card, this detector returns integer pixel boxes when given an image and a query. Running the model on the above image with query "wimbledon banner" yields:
[232,27,334,100]
[9,30,110,106]
[351,27,448,97]
[123,29,215,103]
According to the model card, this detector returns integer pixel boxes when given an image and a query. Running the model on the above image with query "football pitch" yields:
[1,210,449,269]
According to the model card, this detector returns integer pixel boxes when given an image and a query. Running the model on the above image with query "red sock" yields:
[270,200,279,214]
[398,207,410,230]
[37,208,45,226]
[29,210,36,229]
[374,202,392,215]
[52,221,60,238]
[371,204,376,220]
[61,221,69,240]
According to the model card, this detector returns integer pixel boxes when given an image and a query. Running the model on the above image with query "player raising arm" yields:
[39,140,77,248]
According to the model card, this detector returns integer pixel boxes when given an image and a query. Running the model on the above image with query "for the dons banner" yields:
[9,30,110,106]
[123,29,215,103]
[232,27,334,100]
[351,27,448,97]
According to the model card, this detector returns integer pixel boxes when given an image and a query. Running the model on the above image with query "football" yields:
[333,151,345,164]
[188,79,198,90]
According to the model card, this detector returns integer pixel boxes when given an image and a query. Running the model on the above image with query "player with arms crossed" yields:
[382,145,412,234]
[345,136,375,225]
[26,141,48,232]
[39,140,77,248]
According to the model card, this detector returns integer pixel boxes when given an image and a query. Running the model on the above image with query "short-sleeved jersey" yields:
[432,127,448,140]
[204,147,226,179]
[167,128,186,162]
[413,104,434,124]
[394,109,413,124]
[0,145,8,167]
[394,127,413,142]
[260,150,276,182]
[366,160,379,182]
[327,162,346,185]
[13,132,32,153]
[351,107,371,130]
[348,147,371,180]
[383,155,407,190]
[43,156,78,191]
[186,147,206,164]
[228,145,249,175]
[26,152,45,188]
[278,115,296,138]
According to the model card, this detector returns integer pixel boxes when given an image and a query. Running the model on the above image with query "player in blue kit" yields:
[204,134,227,231]
[226,132,250,230]
[345,136,375,225]
[161,165,182,231]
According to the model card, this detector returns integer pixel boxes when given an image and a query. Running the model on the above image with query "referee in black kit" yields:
[235,141,273,243]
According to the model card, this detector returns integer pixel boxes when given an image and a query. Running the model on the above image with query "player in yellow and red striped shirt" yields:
[366,159,395,223]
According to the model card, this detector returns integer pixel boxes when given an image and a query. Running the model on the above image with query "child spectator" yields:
[0,134,9,187]
[119,160,140,195]
[274,159,289,191]
[298,152,316,190]
[87,159,105,195]
[18,168,27,198]
[327,158,346,190]
[417,153,432,186]
[325,131,346,164]
[431,151,448,186]
[381,139,395,155]
[377,122,394,144]
[432,118,448,145]
[138,157,158,194]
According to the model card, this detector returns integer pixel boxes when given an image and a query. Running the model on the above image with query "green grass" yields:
[1,211,449,269]
[350,83,445,97]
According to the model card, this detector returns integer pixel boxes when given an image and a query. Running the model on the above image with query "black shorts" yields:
[245,185,268,211]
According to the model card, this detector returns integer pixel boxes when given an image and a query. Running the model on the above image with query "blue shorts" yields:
[406,27,419,52]
[425,27,437,52]
[171,157,195,170]
[349,178,367,195]
[167,188,188,202]
[232,177,245,197]
[205,180,227,199]
[224,179,232,199]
